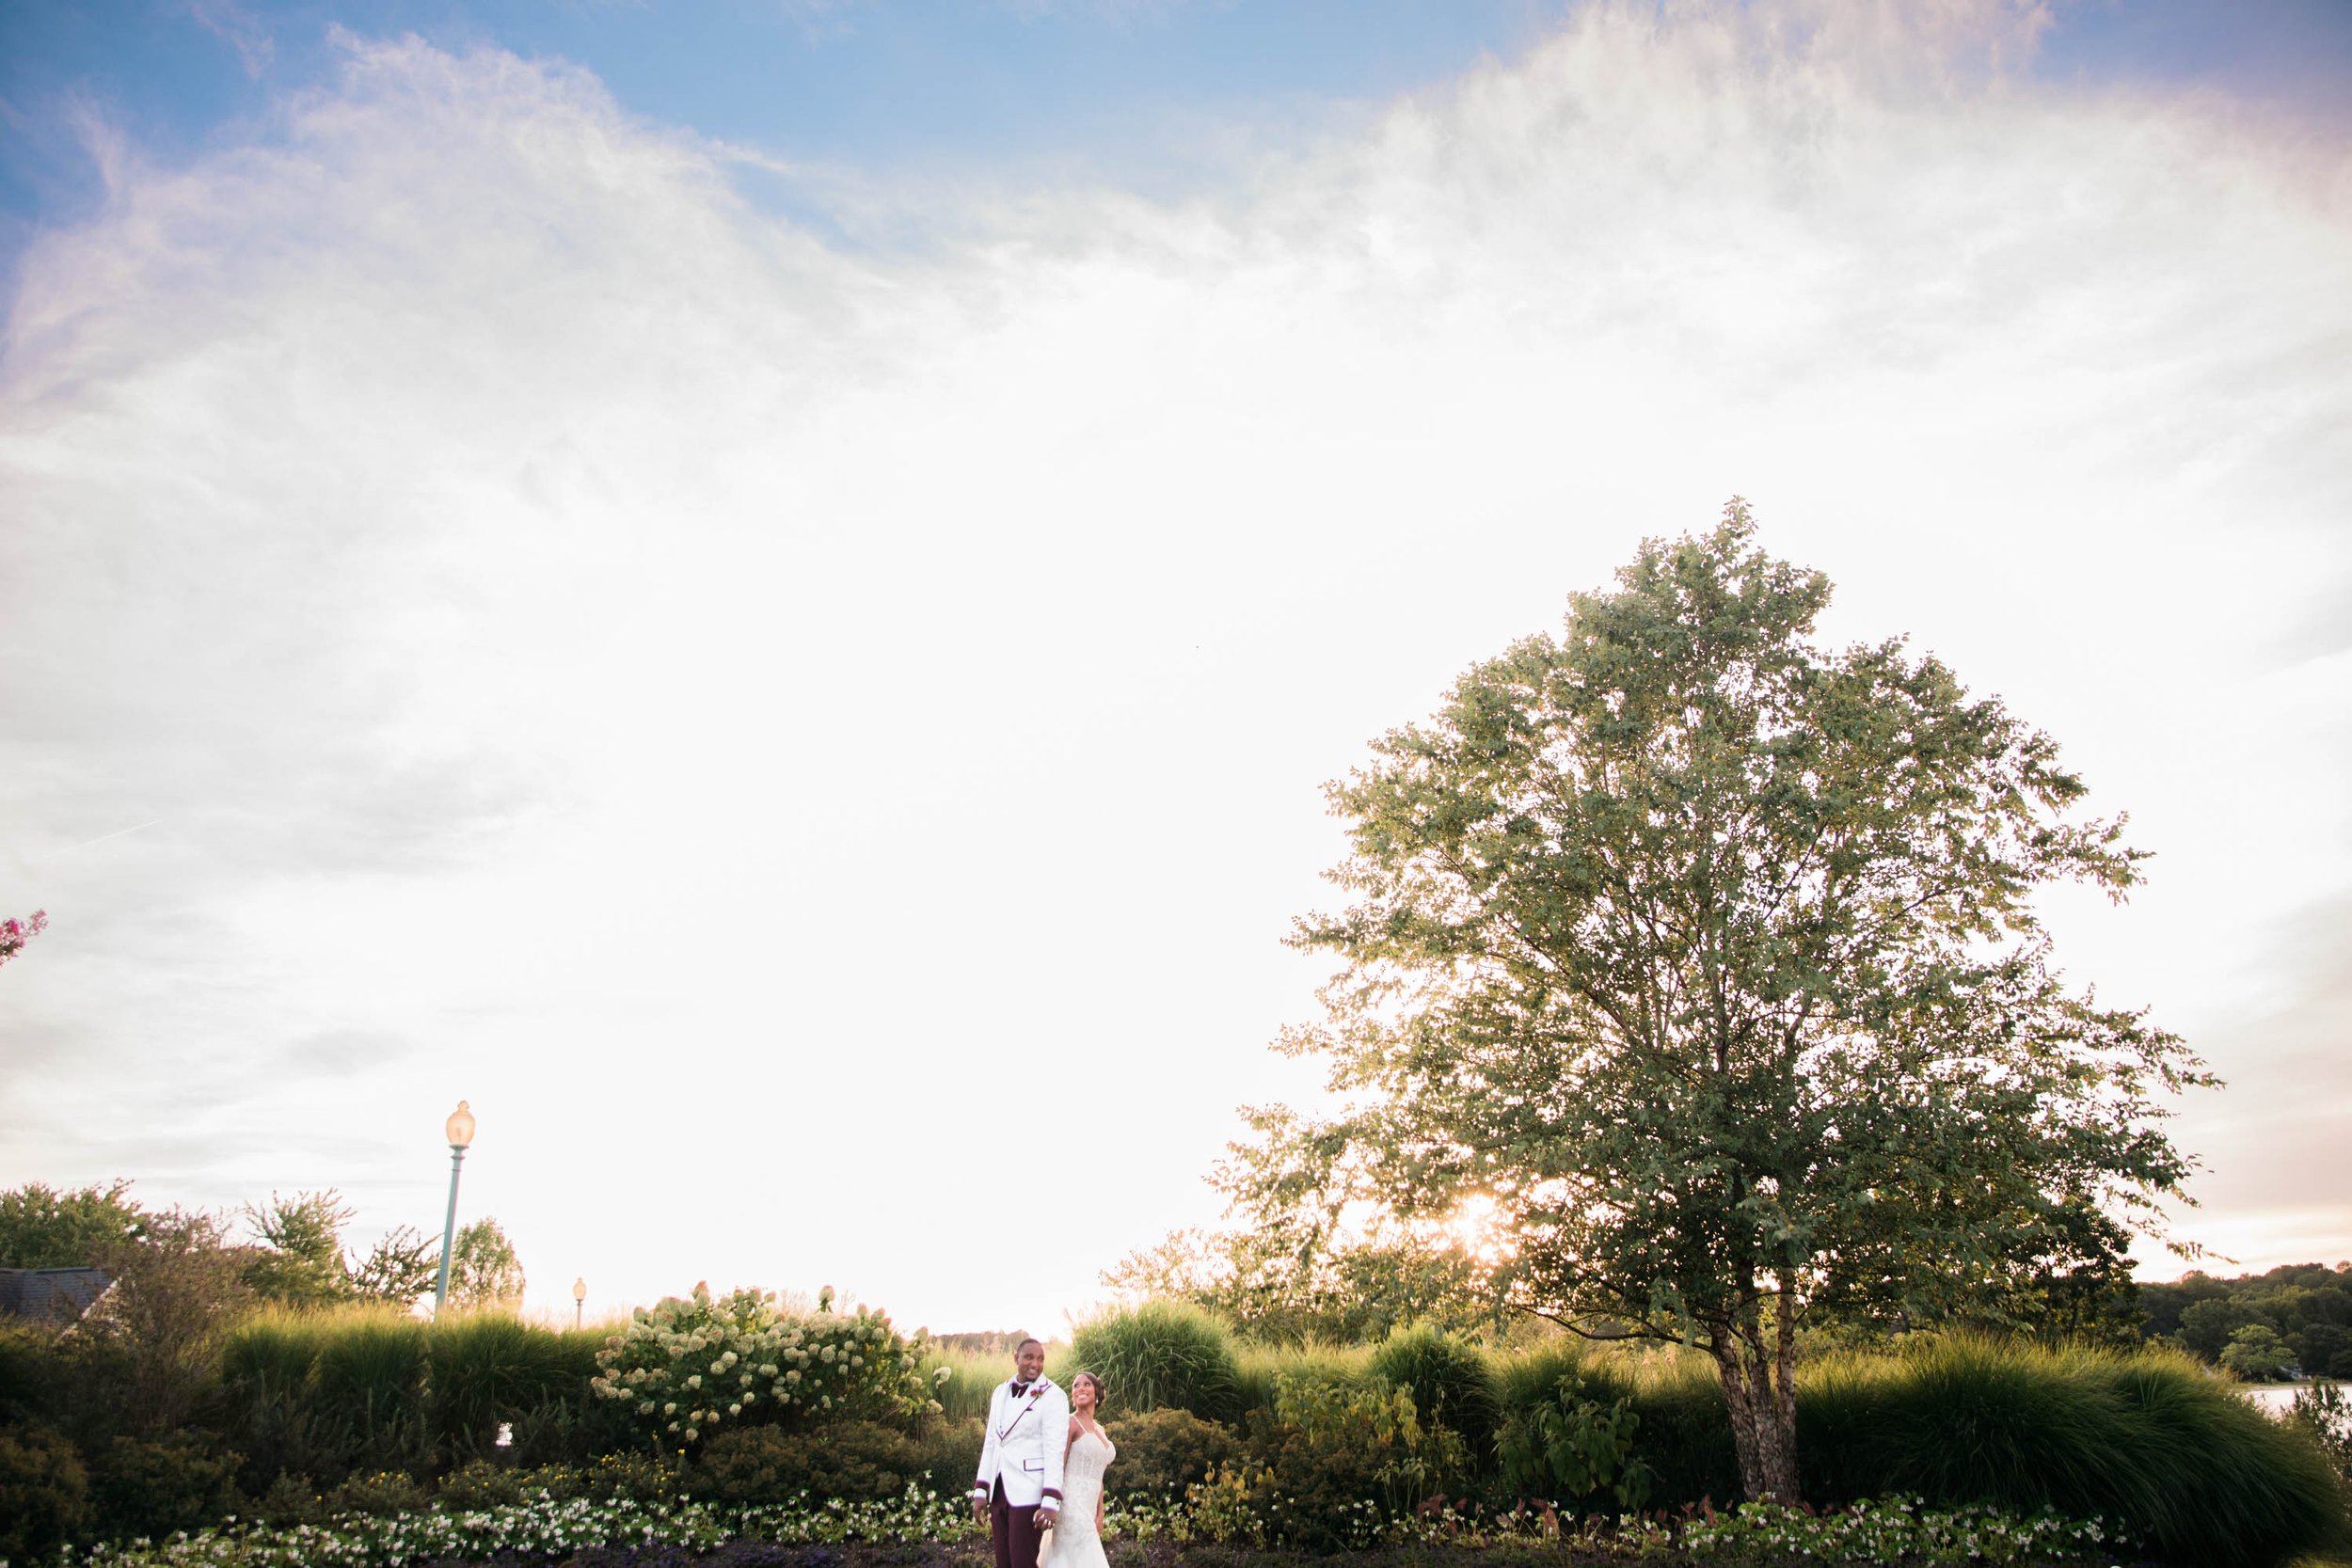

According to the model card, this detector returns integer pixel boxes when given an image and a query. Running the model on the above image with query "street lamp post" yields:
[572,1275,586,1331]
[433,1101,477,1318]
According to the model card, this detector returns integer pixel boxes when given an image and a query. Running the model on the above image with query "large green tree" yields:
[1234,503,2209,1499]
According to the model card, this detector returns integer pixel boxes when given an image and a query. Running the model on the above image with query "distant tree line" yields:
[2139,1262,2352,1382]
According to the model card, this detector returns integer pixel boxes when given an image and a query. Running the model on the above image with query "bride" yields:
[1041,1371,1115,1568]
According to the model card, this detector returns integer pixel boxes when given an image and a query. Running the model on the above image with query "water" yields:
[2244,1384,2304,1416]
[2246,1382,2351,1439]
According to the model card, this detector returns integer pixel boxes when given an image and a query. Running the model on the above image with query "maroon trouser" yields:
[991,1479,1046,1568]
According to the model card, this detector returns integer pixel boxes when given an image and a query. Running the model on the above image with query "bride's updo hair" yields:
[1072,1370,1105,1412]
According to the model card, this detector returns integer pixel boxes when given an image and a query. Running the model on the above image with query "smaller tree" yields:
[240,1191,358,1306]
[0,1180,149,1269]
[85,1209,253,1433]
[350,1225,440,1306]
[2219,1323,2296,1382]
[445,1217,525,1310]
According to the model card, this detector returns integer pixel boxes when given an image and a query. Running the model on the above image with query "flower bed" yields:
[59,1489,2126,1568]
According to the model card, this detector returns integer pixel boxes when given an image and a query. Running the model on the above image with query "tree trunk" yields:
[1708,1305,1801,1502]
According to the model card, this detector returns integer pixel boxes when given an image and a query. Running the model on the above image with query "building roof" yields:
[0,1267,114,1322]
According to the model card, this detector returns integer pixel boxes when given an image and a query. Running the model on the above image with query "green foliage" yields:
[0,1424,89,1562]
[1067,1299,1242,1422]
[1104,1225,1502,1347]
[241,1192,358,1307]
[218,1305,606,1490]
[430,1311,589,1458]
[1100,1406,1239,1499]
[1368,1323,1498,1453]
[1495,1375,1655,1509]
[0,1179,148,1269]
[1232,1371,1470,1547]
[2149,1261,2352,1374]
[349,1227,439,1307]
[220,1307,435,1487]
[84,1207,253,1435]
[905,1417,983,1495]
[920,1344,1011,1423]
[231,1194,441,1311]
[1794,1335,2344,1568]
[443,1217,526,1310]
[592,1282,939,1445]
[1226,504,2209,1500]
[2219,1323,2297,1381]
[686,1419,924,1504]
[87,1434,242,1540]
[2287,1380,2352,1498]
[1231,1338,1369,1418]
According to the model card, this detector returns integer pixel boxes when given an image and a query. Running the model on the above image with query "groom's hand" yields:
[970,1496,988,1524]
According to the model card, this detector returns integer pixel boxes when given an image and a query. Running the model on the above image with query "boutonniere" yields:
[1025,1378,1052,1404]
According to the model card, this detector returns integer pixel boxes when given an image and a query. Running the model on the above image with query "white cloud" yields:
[2,1,2347,1328]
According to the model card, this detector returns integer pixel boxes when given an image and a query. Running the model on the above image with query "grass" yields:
[919,1342,1028,1424]
[216,1302,616,1481]
[1069,1301,1246,1423]
[1799,1335,2344,1568]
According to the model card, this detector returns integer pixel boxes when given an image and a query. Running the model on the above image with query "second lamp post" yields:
[433,1101,477,1318]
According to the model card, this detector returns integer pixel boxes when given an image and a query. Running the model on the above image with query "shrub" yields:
[0,1424,89,1562]
[595,1284,939,1447]
[321,1467,430,1517]
[2289,1378,2352,1492]
[1068,1301,1242,1423]
[502,1389,643,1466]
[87,1434,240,1540]
[907,1417,984,1495]
[1233,1372,1469,1547]
[1495,1374,1654,1509]
[686,1419,924,1505]
[436,1458,532,1509]
[1368,1323,1498,1453]
[1491,1339,1731,1508]
[1101,1407,1238,1500]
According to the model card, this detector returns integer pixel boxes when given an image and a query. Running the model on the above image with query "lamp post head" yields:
[572,1276,587,1304]
[446,1101,477,1148]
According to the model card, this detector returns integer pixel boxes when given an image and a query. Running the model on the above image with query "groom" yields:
[971,1338,1068,1568]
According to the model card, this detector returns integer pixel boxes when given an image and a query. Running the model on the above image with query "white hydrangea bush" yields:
[590,1282,941,1445]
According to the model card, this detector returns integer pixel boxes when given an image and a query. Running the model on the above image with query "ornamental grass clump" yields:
[1069,1299,1243,1422]
[592,1282,939,1446]
[1796,1334,2345,1568]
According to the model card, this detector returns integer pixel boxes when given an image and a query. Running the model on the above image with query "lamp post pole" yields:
[434,1101,478,1319]
[573,1275,586,1331]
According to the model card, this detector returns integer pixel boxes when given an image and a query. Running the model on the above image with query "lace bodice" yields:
[1058,1428,1115,1525]
[1044,1428,1115,1568]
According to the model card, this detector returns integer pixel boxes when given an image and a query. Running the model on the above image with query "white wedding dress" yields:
[1042,1428,1115,1568]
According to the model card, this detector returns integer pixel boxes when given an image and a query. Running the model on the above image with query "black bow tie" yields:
[1011,1380,1032,1396]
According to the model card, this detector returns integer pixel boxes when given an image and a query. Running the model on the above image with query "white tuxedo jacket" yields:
[972,1375,1070,1513]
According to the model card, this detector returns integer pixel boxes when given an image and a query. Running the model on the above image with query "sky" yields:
[1,0,2348,1337]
